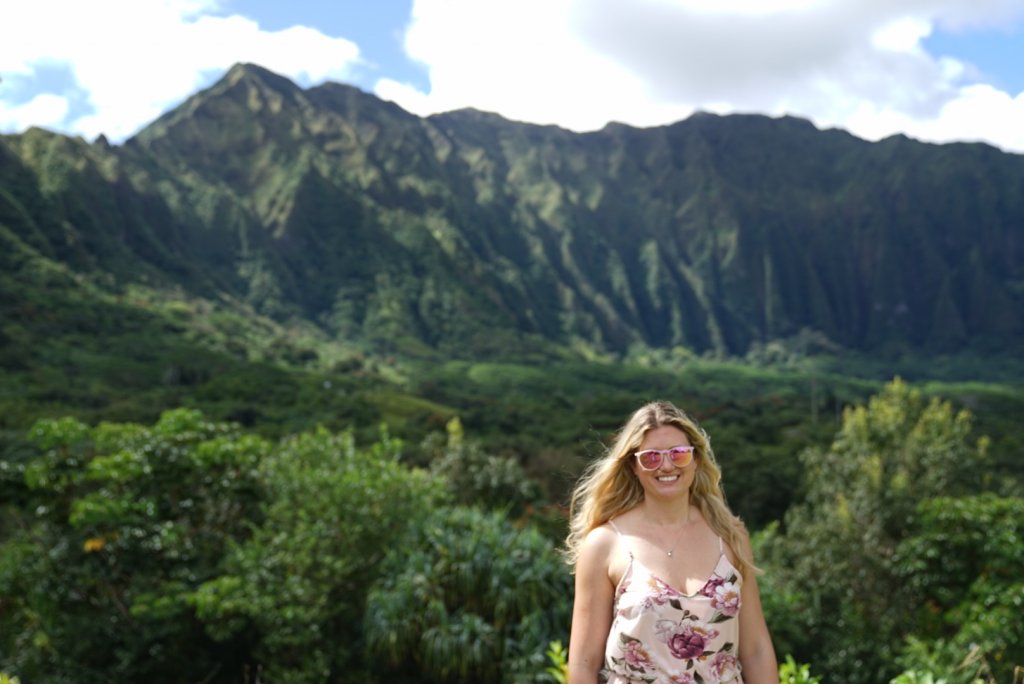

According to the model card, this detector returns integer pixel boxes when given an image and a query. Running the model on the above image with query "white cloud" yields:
[852,84,1024,151]
[378,0,1024,152]
[0,93,70,131]
[3,0,1023,152]
[871,16,932,52]
[0,0,361,141]
[379,0,680,131]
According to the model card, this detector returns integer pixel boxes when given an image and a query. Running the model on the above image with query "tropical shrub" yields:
[192,425,445,683]
[364,506,572,683]
[426,422,542,516]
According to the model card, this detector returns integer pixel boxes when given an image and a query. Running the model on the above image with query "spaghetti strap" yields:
[607,519,633,560]
[718,536,724,554]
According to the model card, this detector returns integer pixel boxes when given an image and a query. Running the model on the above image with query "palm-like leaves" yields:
[365,506,571,683]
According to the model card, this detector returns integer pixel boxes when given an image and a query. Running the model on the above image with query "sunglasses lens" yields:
[669,446,693,465]
[637,450,661,469]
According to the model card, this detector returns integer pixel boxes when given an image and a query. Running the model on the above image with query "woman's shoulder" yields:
[582,519,619,545]
[578,519,625,563]
[578,520,630,587]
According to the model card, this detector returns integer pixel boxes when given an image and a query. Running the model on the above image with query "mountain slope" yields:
[3,63,1022,360]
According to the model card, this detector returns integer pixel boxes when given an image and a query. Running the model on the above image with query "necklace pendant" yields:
[667,551,673,557]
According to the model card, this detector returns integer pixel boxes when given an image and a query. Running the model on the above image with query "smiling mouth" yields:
[656,475,679,482]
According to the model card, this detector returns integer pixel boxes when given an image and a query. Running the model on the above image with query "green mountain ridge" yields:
[2,62,1023,364]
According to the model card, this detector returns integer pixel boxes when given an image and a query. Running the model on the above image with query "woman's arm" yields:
[736,527,779,684]
[567,526,616,684]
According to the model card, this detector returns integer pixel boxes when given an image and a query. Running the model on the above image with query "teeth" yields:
[657,475,678,482]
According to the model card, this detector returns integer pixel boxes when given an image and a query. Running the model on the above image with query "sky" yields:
[2,0,1024,153]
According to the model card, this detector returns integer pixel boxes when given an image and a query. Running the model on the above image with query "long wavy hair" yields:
[564,400,757,579]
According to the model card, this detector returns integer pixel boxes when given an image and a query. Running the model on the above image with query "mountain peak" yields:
[132,63,305,146]
[222,63,300,93]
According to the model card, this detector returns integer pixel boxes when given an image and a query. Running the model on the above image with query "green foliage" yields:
[894,495,1024,684]
[0,409,268,682]
[421,425,542,517]
[763,378,990,684]
[544,640,569,684]
[191,424,445,683]
[4,66,1024,684]
[890,671,950,684]
[778,655,822,684]
[364,506,572,684]
[1,372,1022,683]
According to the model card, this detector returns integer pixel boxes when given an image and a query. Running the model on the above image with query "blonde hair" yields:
[565,400,758,579]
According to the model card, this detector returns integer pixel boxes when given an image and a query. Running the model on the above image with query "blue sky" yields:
[216,0,429,92]
[923,28,1023,95]
[2,0,1023,152]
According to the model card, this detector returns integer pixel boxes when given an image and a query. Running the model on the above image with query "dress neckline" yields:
[633,552,735,598]
[607,519,739,598]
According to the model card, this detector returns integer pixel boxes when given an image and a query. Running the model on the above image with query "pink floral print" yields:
[657,619,720,660]
[605,550,746,684]
[622,639,654,670]
[710,650,741,682]
[711,580,741,617]
[699,575,726,598]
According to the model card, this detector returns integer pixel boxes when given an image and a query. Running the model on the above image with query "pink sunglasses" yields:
[634,445,695,471]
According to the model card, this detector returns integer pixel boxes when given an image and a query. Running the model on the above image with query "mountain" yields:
[2,62,1023,365]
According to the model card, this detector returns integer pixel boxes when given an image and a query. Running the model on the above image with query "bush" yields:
[192,425,445,683]
[365,506,572,683]
[0,409,268,682]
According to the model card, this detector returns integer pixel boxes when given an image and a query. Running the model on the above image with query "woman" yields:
[565,401,778,684]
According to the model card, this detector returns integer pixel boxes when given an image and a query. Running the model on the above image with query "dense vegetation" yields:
[1,63,1022,682]
[1,379,1021,683]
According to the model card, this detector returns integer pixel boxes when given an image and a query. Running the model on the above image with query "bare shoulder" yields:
[576,523,624,586]
[578,523,618,564]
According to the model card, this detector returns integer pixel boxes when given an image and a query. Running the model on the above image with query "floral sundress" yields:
[603,522,744,684]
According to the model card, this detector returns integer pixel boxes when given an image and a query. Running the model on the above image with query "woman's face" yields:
[630,424,698,500]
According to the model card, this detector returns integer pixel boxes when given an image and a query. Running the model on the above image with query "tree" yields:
[894,495,1024,684]
[192,425,445,683]
[0,410,268,682]
[423,417,542,517]
[762,378,989,683]
[1,407,563,683]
